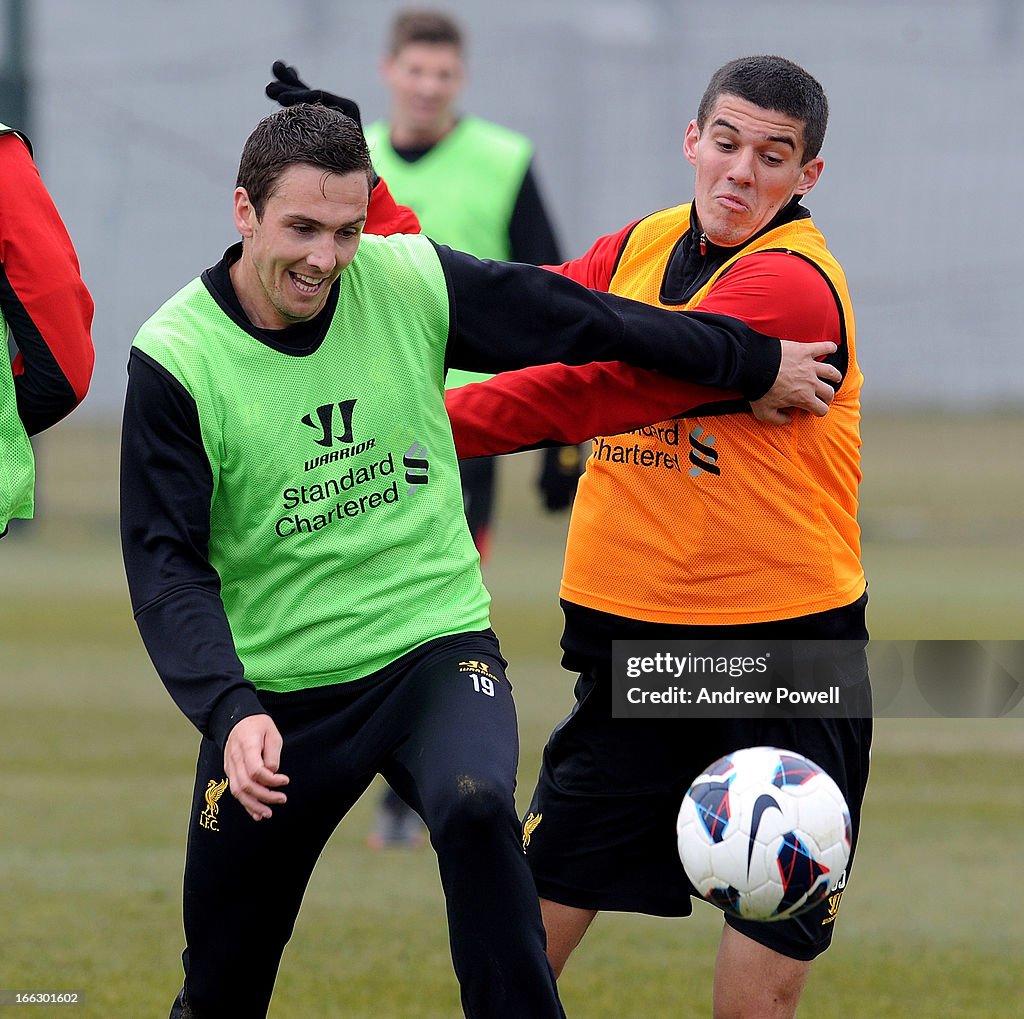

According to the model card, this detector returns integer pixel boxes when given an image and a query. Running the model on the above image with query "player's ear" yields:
[233,187,257,237]
[683,120,700,168]
[794,156,824,196]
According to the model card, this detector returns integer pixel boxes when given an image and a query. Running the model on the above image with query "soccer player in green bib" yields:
[1,124,93,538]
[119,102,840,1018]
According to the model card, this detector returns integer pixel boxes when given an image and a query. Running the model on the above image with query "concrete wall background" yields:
[7,0,1022,416]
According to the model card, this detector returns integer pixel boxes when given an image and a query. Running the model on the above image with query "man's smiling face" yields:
[231,163,369,330]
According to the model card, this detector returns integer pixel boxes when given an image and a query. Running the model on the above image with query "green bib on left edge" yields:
[0,122,36,534]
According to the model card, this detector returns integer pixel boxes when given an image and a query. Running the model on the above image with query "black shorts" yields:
[524,655,872,962]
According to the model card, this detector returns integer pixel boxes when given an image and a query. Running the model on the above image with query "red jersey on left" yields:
[0,131,94,434]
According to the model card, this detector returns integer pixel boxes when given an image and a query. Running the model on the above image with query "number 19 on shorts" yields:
[459,660,497,697]
[471,673,495,696]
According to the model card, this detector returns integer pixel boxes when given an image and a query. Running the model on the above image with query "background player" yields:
[1,123,93,538]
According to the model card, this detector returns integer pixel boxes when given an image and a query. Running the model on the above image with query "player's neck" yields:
[228,254,282,331]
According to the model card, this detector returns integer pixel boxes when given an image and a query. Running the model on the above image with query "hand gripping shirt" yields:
[559,203,864,624]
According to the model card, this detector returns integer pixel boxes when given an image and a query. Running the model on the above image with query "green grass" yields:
[1,415,1022,1017]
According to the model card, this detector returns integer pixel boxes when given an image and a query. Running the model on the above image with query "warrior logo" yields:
[522,812,543,852]
[301,399,357,448]
[688,425,721,477]
[199,777,229,831]
[459,660,494,677]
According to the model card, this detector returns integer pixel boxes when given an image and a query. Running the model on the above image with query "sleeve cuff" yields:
[738,335,782,400]
[207,687,268,750]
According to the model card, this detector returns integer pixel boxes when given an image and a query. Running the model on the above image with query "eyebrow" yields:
[712,116,797,151]
[283,212,367,230]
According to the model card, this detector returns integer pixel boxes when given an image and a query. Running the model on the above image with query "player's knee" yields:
[713,987,803,1019]
[430,774,510,843]
[713,924,812,1019]
[713,953,809,1018]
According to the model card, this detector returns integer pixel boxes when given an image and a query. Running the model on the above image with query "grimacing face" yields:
[382,41,465,143]
[231,164,369,330]
[684,94,823,248]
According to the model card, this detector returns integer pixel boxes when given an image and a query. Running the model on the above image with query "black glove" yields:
[538,445,584,513]
[266,61,363,128]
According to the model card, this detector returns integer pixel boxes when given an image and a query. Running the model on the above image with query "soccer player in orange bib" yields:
[446,55,871,1019]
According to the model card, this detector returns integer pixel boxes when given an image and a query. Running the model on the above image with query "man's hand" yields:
[224,713,290,822]
[752,340,841,424]
[266,61,363,127]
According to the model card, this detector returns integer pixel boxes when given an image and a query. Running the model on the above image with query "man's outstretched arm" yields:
[438,245,838,438]
[444,249,844,456]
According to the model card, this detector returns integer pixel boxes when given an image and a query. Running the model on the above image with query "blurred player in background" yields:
[269,6,582,849]
[119,101,830,1018]
[1,123,93,538]
[446,55,871,1019]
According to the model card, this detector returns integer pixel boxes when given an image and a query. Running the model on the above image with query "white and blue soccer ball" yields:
[676,746,852,922]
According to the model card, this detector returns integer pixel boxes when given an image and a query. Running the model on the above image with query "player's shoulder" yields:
[0,127,34,174]
[355,230,435,262]
[350,233,448,293]
[457,116,533,156]
[720,250,841,341]
[0,123,31,151]
[132,276,214,355]
[728,243,838,302]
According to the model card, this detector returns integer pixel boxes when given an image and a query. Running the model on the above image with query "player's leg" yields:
[525,660,699,975]
[712,925,811,1019]
[538,899,597,977]
[169,739,328,1016]
[170,699,376,1018]
[710,664,872,1019]
[386,634,564,1019]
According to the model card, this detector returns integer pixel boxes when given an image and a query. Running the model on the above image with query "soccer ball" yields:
[676,746,851,922]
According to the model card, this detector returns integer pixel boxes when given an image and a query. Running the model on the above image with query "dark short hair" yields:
[388,9,464,56]
[236,103,373,219]
[696,55,829,162]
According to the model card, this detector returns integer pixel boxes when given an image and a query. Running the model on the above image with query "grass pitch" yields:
[1,414,1021,1017]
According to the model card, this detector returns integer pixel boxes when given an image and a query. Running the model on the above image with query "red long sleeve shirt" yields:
[0,132,94,434]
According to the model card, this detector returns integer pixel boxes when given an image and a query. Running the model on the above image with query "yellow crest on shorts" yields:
[522,812,543,852]
[199,777,229,831]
